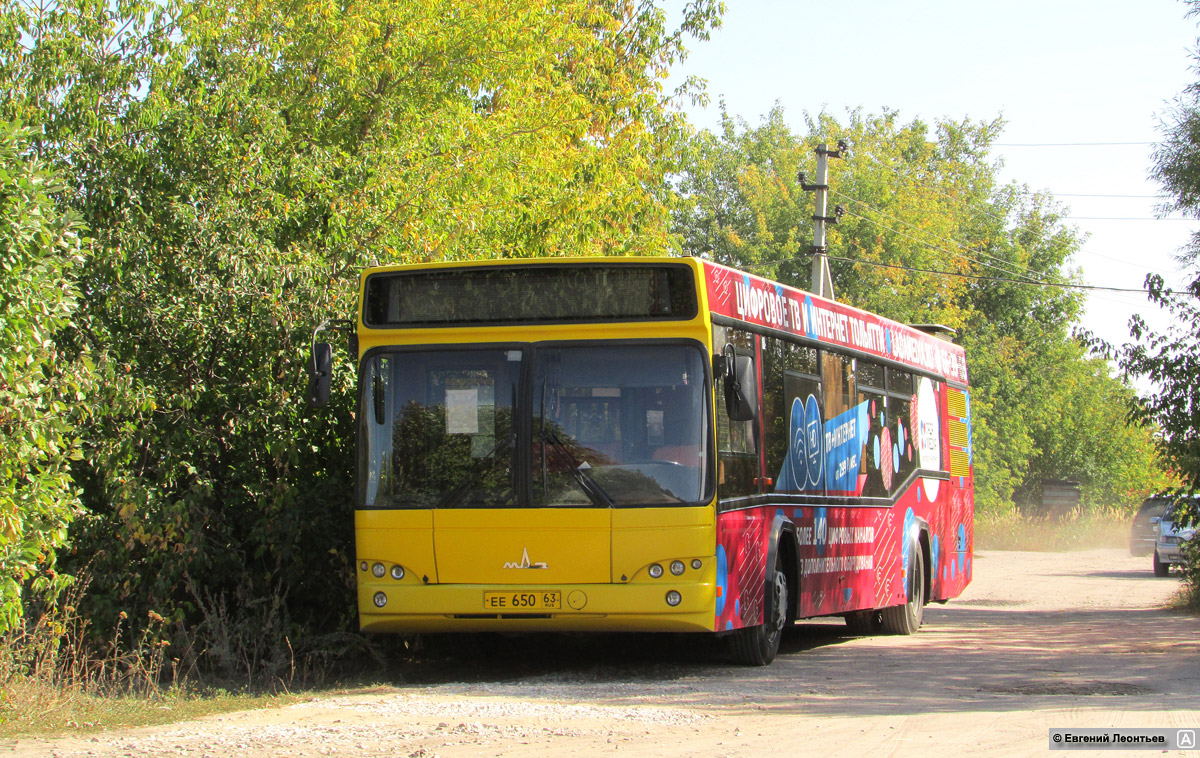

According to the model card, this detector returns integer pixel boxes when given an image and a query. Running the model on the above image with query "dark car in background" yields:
[1130,497,1167,558]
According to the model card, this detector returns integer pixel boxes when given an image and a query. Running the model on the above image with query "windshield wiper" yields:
[541,427,615,508]
[434,431,516,509]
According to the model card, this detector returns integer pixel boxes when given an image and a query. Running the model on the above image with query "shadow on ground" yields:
[369,600,1200,719]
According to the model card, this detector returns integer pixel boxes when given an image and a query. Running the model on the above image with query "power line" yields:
[835,194,1032,279]
[814,147,1195,296]
[1075,246,1176,276]
[818,254,1194,296]
[1056,193,1162,199]
[815,205,1192,296]
[857,150,1069,234]
[994,141,1155,147]
[859,150,1176,225]
[836,202,1052,285]
[833,191,1054,283]
[1063,216,1195,221]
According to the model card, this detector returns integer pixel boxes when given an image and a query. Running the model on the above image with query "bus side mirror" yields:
[306,342,333,408]
[721,345,757,422]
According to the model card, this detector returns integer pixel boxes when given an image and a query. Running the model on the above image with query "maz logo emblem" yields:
[503,548,548,570]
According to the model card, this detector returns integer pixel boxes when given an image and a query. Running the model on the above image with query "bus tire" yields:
[730,552,788,666]
[881,545,925,635]
[844,609,883,635]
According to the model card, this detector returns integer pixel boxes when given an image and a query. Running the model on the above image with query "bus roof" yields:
[702,260,968,385]
[358,256,968,385]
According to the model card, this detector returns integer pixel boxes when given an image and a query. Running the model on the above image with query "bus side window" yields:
[886,368,917,489]
[714,326,758,499]
[857,359,889,498]
[822,350,854,420]
[762,335,821,495]
[858,361,917,497]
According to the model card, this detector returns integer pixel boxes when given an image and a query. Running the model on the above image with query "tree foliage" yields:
[1,0,720,669]
[674,106,1169,511]
[0,121,95,632]
[1109,0,1200,546]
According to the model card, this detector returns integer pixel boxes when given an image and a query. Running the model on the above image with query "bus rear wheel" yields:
[881,546,925,635]
[730,553,788,666]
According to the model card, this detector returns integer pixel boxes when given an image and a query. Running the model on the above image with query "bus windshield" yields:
[359,343,710,509]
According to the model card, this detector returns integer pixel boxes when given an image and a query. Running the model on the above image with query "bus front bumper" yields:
[358,579,717,634]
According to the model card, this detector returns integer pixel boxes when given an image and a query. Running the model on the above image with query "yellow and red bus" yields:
[309,256,974,665]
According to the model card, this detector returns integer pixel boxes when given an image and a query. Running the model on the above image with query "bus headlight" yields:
[691,559,702,570]
[665,591,682,607]
[390,565,405,580]
[372,562,386,578]
[670,560,685,576]
[373,592,387,608]
[648,563,664,579]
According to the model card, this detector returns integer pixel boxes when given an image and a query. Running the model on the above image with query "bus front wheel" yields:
[881,546,925,635]
[730,553,788,666]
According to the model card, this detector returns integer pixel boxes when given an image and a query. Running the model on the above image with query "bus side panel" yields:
[785,505,890,618]
[935,384,975,600]
[885,481,953,608]
[779,476,973,619]
[714,507,770,632]
[932,482,974,599]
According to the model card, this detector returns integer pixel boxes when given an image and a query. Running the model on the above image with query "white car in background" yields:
[1154,500,1198,577]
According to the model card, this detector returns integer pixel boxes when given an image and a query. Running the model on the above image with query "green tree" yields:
[1111,0,1200,598]
[1,0,720,670]
[0,121,96,632]
[673,106,1168,512]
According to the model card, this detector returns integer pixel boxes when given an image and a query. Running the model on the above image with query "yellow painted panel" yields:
[433,508,611,584]
[357,560,717,634]
[358,320,711,355]
[354,256,715,359]
[611,506,715,583]
[355,509,437,583]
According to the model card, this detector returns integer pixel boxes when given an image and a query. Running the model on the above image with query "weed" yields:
[0,576,183,735]
[1178,537,1200,611]
[975,506,1132,552]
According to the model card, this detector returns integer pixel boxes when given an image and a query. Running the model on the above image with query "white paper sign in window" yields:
[446,388,480,434]
[646,409,665,445]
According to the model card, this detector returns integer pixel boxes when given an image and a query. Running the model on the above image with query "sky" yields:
[663,0,1199,356]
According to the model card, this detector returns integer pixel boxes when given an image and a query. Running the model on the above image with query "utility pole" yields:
[799,140,847,301]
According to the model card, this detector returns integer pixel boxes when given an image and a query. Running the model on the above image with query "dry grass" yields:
[974,506,1132,552]
[0,579,298,739]
[0,679,290,737]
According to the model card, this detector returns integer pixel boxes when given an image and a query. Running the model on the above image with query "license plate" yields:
[483,591,561,611]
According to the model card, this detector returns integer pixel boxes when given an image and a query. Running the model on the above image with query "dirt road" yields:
[12,549,1200,757]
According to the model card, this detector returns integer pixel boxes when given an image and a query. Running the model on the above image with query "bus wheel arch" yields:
[881,525,928,635]
[730,517,797,666]
[777,524,800,625]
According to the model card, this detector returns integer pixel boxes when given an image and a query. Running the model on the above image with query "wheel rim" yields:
[907,552,923,621]
[771,570,787,634]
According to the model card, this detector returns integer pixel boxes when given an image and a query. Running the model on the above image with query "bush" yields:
[0,121,95,632]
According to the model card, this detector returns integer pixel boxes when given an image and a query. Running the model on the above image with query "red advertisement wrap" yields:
[714,509,770,632]
[711,379,974,631]
[712,483,974,630]
[704,261,969,385]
